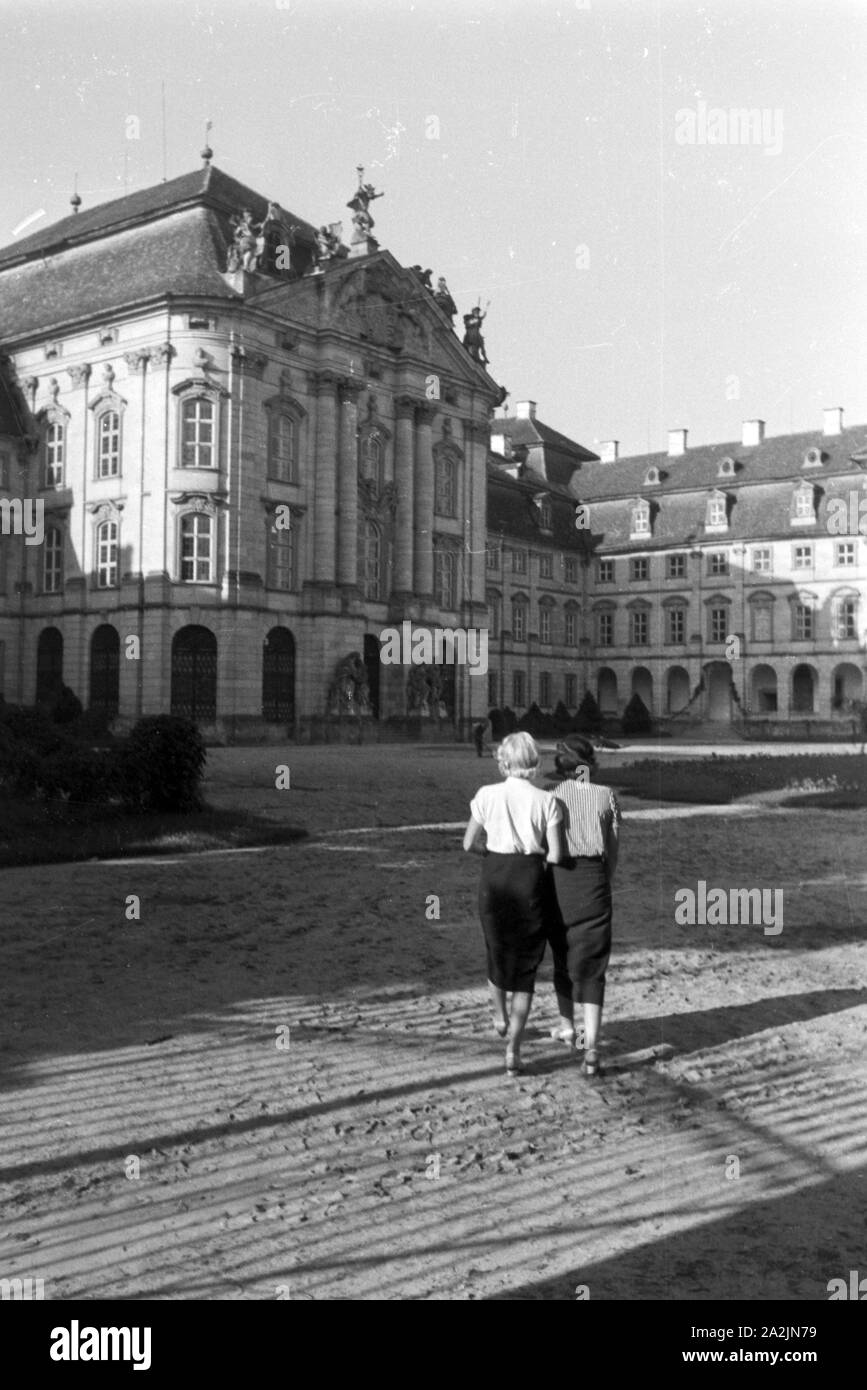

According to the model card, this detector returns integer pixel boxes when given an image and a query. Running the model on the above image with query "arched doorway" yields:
[791,663,816,714]
[597,667,618,714]
[262,627,295,725]
[705,661,732,721]
[667,666,690,714]
[631,666,653,713]
[363,633,381,719]
[832,662,862,710]
[750,664,778,713]
[35,627,63,706]
[89,625,120,718]
[171,625,217,723]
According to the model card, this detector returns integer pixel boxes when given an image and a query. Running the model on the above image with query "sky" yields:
[1,0,866,458]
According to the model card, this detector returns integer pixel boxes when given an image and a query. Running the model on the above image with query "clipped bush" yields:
[488,707,506,741]
[552,700,573,735]
[119,715,207,812]
[51,684,84,726]
[573,689,603,733]
[0,704,65,757]
[621,692,653,735]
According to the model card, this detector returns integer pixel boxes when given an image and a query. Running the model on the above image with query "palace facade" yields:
[0,160,500,739]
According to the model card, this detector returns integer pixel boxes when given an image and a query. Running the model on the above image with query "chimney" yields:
[742,419,765,447]
[515,400,537,420]
[600,440,619,463]
[823,406,843,437]
[668,428,688,457]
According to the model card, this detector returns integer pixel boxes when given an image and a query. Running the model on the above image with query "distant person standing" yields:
[473,721,487,757]
[547,746,622,1077]
[463,733,563,1076]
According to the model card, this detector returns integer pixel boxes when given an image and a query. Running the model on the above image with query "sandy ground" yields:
[1,743,865,1301]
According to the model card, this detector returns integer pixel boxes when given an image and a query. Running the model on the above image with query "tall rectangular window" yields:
[630,557,649,582]
[565,610,577,646]
[539,672,551,707]
[539,552,553,580]
[488,593,501,640]
[435,455,457,517]
[181,398,214,468]
[512,602,527,642]
[268,523,295,591]
[630,610,649,645]
[794,603,814,640]
[97,411,121,478]
[709,606,728,643]
[268,412,297,483]
[666,607,685,643]
[597,612,613,646]
[181,513,213,582]
[44,526,63,593]
[539,605,551,643]
[666,553,686,580]
[564,556,578,584]
[512,548,527,575]
[435,546,457,608]
[597,558,614,583]
[487,670,499,707]
[45,422,64,487]
[96,520,118,588]
[834,597,857,640]
[486,545,500,571]
[565,674,577,707]
[513,671,526,708]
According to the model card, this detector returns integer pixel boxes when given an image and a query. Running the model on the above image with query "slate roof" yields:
[572,426,867,550]
[487,462,591,554]
[0,166,318,341]
[0,354,28,438]
[491,410,598,487]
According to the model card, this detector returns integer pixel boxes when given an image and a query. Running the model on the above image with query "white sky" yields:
[2,0,866,457]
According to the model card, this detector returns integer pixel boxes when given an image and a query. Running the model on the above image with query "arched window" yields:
[89,625,120,717]
[96,520,119,588]
[45,420,65,487]
[435,544,457,609]
[361,433,384,489]
[96,410,121,478]
[362,519,382,600]
[180,513,214,583]
[171,625,217,723]
[44,526,63,593]
[268,411,297,483]
[180,397,215,468]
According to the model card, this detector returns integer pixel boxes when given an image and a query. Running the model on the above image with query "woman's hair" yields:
[496,731,540,780]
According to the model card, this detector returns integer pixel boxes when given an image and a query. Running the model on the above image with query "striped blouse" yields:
[551,779,622,859]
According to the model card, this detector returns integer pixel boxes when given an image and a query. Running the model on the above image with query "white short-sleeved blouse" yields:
[469,776,563,855]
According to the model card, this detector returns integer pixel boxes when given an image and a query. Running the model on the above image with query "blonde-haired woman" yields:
[463,732,563,1075]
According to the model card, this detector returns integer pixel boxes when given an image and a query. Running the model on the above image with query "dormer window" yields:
[535,494,552,530]
[791,482,816,526]
[644,465,661,486]
[803,447,823,469]
[717,456,736,478]
[630,498,651,538]
[705,490,729,531]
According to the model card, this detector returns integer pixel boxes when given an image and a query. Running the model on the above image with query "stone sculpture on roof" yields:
[462,303,489,367]
[434,276,458,321]
[347,166,384,244]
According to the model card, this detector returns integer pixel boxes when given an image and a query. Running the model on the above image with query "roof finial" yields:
[201,120,213,167]
[70,172,81,214]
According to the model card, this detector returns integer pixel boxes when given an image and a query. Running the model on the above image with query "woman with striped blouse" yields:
[547,745,622,1077]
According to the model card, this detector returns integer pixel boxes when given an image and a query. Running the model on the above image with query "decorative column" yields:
[336,378,362,589]
[393,396,417,597]
[413,401,436,598]
[310,370,339,586]
[464,416,491,608]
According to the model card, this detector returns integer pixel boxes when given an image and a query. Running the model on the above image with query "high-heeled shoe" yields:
[505,1047,523,1076]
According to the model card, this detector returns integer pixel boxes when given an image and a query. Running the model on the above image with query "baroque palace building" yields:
[0,156,501,739]
[489,404,867,730]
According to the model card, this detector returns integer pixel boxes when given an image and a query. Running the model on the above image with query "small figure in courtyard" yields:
[473,721,487,757]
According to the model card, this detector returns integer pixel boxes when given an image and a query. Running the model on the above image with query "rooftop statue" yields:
[462,302,489,367]
[347,166,384,242]
[410,265,434,290]
[434,276,457,321]
[313,222,344,272]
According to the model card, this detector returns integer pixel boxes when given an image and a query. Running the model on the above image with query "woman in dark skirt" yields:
[547,747,622,1077]
[463,732,563,1076]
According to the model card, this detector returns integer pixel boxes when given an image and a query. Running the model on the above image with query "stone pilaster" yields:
[310,371,339,586]
[336,379,363,589]
[413,402,436,598]
[393,396,417,597]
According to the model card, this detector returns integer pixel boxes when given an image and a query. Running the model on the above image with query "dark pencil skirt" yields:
[478,851,548,993]
[549,856,612,1006]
